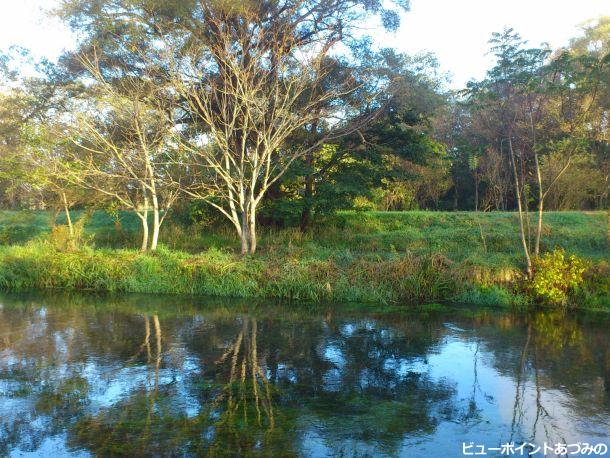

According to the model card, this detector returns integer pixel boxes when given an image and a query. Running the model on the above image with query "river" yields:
[0,292,608,457]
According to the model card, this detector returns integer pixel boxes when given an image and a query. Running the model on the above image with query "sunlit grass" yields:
[0,210,607,308]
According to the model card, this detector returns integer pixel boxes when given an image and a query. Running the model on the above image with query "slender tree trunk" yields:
[534,152,544,257]
[249,203,257,254]
[508,136,532,277]
[139,212,149,252]
[226,154,240,231]
[300,150,314,232]
[525,196,532,252]
[530,108,543,257]
[150,191,160,251]
[240,210,250,255]
[61,192,73,237]
[300,112,319,232]
[139,186,150,252]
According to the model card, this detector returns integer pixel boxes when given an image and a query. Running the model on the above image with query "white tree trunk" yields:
[139,191,149,252]
[61,192,74,237]
[508,136,532,277]
[150,191,160,251]
[240,210,250,255]
[248,202,257,254]
[139,213,149,252]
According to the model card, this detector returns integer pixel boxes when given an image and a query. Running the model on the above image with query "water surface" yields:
[0,292,608,457]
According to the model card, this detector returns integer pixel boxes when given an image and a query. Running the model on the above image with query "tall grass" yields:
[0,210,607,308]
[0,242,464,305]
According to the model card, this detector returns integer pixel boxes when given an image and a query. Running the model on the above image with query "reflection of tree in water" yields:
[115,314,163,450]
[278,316,459,456]
[187,312,459,456]
[504,316,583,449]
[0,298,174,455]
[459,338,495,426]
[0,302,494,456]
[1,293,608,456]
[70,314,300,456]
[68,313,181,455]
[464,310,609,448]
[205,316,298,456]
[182,312,459,455]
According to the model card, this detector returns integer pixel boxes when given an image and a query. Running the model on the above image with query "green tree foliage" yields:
[261,50,449,228]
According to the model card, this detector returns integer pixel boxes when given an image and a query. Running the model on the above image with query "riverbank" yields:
[0,211,607,309]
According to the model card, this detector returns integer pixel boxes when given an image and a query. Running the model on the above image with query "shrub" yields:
[530,249,586,305]
[46,215,92,252]
[352,196,376,212]
[572,261,610,310]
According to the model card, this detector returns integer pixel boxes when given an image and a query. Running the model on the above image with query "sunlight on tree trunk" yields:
[139,193,149,252]
[61,191,73,238]
[508,136,532,277]
[151,192,160,251]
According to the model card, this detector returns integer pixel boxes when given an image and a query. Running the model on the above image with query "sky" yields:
[0,0,608,88]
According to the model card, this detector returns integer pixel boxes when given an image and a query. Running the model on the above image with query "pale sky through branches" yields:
[0,0,608,88]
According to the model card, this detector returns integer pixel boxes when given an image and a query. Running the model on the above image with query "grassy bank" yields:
[0,210,607,309]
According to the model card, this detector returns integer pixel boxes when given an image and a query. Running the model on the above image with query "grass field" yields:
[1,209,606,259]
[0,210,607,308]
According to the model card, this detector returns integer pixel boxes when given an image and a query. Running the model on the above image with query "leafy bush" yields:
[530,249,586,305]
[352,196,377,212]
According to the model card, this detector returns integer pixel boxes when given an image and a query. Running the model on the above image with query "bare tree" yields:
[467,29,606,276]
[63,56,180,251]
[167,2,390,254]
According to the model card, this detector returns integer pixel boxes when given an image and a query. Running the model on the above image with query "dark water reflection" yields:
[0,292,608,457]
